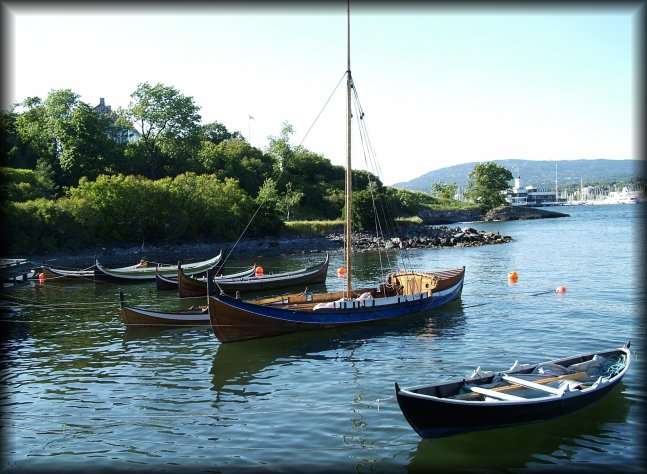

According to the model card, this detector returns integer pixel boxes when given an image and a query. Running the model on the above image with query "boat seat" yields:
[469,386,527,401]
[501,374,565,395]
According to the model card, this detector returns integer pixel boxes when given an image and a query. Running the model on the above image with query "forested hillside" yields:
[394,159,645,193]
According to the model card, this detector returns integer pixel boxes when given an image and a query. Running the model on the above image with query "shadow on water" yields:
[405,383,632,473]
[210,301,467,395]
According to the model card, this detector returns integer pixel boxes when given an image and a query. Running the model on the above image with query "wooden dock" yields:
[0,259,38,288]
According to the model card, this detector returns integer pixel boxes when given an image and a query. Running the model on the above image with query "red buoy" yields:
[38,272,45,283]
[337,266,346,278]
[255,266,264,277]
[507,271,518,281]
[556,286,567,293]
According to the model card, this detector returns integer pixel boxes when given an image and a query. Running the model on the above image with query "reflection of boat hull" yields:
[208,267,464,343]
[119,291,208,326]
[395,343,630,439]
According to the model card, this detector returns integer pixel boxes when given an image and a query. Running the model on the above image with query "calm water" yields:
[1,204,645,473]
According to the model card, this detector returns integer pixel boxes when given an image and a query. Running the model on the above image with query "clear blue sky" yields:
[2,2,641,185]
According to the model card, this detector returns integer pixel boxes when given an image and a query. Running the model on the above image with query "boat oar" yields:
[454,371,588,400]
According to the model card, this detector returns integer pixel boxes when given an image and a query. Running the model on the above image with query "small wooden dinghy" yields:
[395,342,631,438]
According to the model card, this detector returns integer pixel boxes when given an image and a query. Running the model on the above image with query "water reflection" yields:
[209,302,466,396]
[121,325,210,343]
[406,383,632,472]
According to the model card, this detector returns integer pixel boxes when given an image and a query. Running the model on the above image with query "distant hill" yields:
[392,159,645,193]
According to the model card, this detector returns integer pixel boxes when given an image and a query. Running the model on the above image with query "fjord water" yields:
[2,204,644,473]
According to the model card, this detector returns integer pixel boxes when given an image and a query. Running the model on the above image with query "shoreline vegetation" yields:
[27,206,568,268]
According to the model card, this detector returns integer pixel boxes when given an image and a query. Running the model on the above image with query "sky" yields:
[2,2,642,185]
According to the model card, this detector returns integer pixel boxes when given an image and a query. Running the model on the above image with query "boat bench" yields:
[460,371,591,401]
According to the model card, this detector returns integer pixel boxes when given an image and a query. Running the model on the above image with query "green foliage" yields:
[196,138,276,196]
[0,167,56,201]
[388,188,439,214]
[126,82,202,179]
[284,219,344,236]
[281,182,303,220]
[431,182,458,200]
[252,178,285,236]
[202,121,244,144]
[0,198,86,253]
[2,84,504,255]
[465,162,514,210]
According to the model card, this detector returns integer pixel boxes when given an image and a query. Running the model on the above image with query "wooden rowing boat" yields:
[40,264,95,282]
[118,291,209,326]
[189,253,330,297]
[394,342,631,438]
[95,251,222,282]
[178,264,259,298]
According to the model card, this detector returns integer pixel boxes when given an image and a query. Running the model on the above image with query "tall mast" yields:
[344,0,352,296]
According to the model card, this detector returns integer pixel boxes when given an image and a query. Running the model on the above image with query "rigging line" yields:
[351,102,391,279]
[352,78,431,274]
[294,71,347,149]
[221,72,348,268]
[352,85,417,273]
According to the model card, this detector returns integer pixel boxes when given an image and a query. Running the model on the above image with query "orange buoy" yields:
[38,272,45,283]
[507,271,518,281]
[556,286,567,293]
[255,266,264,277]
[337,266,346,278]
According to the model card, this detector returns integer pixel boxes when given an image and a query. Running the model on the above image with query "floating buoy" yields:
[507,271,518,281]
[38,272,45,283]
[255,266,264,277]
[337,266,346,278]
[556,286,567,293]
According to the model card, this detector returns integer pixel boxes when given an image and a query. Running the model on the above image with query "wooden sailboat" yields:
[207,3,465,343]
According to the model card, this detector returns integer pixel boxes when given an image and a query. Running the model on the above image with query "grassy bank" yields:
[282,217,424,237]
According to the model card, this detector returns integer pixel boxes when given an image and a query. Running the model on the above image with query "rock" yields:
[484,205,570,221]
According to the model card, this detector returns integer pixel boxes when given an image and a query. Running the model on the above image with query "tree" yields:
[10,90,123,189]
[201,121,243,145]
[431,182,458,201]
[195,138,276,196]
[57,102,121,185]
[126,82,202,179]
[281,182,303,220]
[266,121,301,172]
[465,162,513,210]
[11,97,58,175]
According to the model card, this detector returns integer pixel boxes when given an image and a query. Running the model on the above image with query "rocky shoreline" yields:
[25,205,567,268]
[27,224,511,268]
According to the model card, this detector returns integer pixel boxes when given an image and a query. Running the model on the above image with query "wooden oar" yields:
[454,371,588,400]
